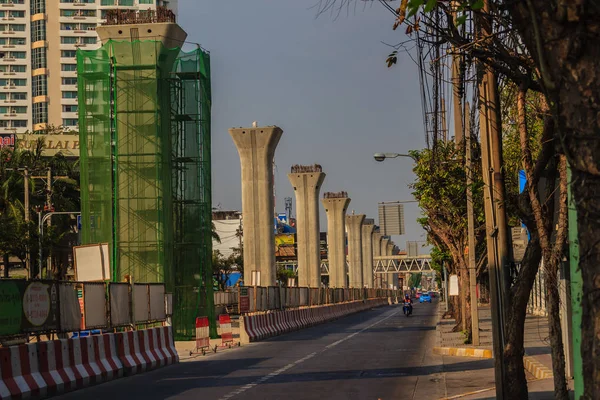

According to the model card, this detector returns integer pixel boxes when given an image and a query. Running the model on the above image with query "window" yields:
[0,80,6,86]
[12,79,26,86]
[63,105,78,113]
[0,93,5,100]
[9,11,25,18]
[62,77,77,85]
[118,0,134,5]
[101,0,115,5]
[61,0,94,2]
[12,92,26,100]
[9,52,26,59]
[33,102,47,125]
[81,10,96,16]
[0,107,8,114]
[81,24,96,30]
[32,75,47,96]
[61,37,78,44]
[82,37,97,44]
[62,91,78,99]
[61,50,77,58]
[61,23,78,31]
[10,65,26,73]
[32,0,45,15]
[31,20,46,42]
[13,120,28,128]
[9,38,26,45]
[0,39,5,45]
[13,106,26,114]
[9,25,26,32]
[61,64,77,72]
[0,12,4,18]
[0,0,24,4]
[60,10,77,17]
[31,47,46,69]
[139,0,154,3]
[63,118,78,126]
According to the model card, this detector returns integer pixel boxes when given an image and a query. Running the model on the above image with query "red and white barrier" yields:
[138,330,158,371]
[115,331,145,377]
[37,339,76,396]
[96,334,123,380]
[157,327,178,365]
[0,343,47,400]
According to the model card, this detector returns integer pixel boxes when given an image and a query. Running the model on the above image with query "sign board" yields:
[73,243,111,281]
[275,234,295,246]
[16,134,80,158]
[277,213,288,224]
[239,287,250,313]
[0,134,15,148]
[378,203,405,236]
[511,227,529,263]
[449,275,459,296]
[0,280,59,336]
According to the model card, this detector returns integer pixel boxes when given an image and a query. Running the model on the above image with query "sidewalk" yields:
[435,302,568,399]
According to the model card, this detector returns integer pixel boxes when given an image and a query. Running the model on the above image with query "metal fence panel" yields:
[149,284,166,321]
[83,283,107,329]
[299,288,308,307]
[133,284,150,323]
[59,283,81,331]
[110,283,131,327]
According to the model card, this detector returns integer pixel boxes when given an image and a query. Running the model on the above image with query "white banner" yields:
[449,275,459,296]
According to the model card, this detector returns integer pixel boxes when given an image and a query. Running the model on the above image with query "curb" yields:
[523,355,553,379]
[433,346,493,358]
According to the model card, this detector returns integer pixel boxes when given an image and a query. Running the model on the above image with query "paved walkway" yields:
[435,302,573,399]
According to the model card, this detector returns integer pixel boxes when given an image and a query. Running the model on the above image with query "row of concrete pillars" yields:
[229,124,398,288]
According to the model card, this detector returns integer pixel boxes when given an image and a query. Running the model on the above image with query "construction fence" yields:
[0,279,171,341]
[214,287,400,314]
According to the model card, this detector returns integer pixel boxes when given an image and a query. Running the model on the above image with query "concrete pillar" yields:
[288,165,325,288]
[372,232,383,288]
[229,125,283,287]
[322,192,350,288]
[346,213,365,288]
[380,237,390,288]
[387,242,396,289]
[361,221,375,288]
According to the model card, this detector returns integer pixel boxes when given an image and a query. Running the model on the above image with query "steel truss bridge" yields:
[277,255,433,275]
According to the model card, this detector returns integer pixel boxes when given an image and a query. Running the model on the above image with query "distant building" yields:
[212,210,242,258]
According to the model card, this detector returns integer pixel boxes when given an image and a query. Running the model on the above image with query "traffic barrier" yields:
[69,337,102,387]
[96,334,123,380]
[115,331,145,376]
[159,326,179,364]
[266,314,278,337]
[37,339,76,396]
[193,317,211,355]
[0,343,47,399]
[138,330,158,370]
[218,315,235,347]
[146,328,167,368]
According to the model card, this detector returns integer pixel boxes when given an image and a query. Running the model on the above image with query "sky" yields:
[178,1,430,251]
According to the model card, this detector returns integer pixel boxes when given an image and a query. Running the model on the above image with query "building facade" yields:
[0,0,175,136]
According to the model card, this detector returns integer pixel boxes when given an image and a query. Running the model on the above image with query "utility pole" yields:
[478,0,508,396]
[465,105,480,345]
[24,167,30,278]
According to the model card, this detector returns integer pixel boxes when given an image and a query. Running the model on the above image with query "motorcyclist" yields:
[403,294,413,315]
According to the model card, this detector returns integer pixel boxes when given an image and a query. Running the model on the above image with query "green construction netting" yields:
[77,40,214,339]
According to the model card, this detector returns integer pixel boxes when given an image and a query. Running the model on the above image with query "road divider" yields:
[0,326,177,400]
[240,298,390,344]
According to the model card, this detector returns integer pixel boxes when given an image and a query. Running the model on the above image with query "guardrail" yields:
[214,287,400,314]
[0,279,172,342]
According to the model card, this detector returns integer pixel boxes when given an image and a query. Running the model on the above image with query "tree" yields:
[409,140,486,339]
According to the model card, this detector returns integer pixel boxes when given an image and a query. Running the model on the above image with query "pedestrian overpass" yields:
[277,255,433,275]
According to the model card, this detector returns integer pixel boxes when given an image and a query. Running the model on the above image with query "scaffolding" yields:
[77,41,214,339]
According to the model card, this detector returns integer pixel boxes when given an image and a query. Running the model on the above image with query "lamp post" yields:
[373,153,415,162]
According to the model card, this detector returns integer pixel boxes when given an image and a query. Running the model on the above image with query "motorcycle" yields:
[403,301,413,317]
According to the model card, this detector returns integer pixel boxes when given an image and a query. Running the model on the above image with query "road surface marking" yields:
[218,307,399,400]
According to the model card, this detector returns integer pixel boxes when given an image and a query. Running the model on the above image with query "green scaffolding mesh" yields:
[77,40,215,339]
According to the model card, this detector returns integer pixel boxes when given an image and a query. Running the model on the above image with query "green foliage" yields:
[212,248,242,291]
[277,266,297,287]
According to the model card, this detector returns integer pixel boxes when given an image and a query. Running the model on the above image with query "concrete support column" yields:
[372,232,383,289]
[361,221,375,288]
[387,242,397,289]
[380,237,390,288]
[288,165,325,288]
[346,214,365,288]
[229,125,283,287]
[322,192,350,288]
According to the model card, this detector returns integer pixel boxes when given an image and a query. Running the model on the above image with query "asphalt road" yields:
[54,301,445,400]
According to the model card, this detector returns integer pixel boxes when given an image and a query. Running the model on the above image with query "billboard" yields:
[0,134,15,148]
[275,234,295,246]
[378,203,405,236]
[0,280,60,336]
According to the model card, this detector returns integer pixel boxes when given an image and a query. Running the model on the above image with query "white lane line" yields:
[218,308,399,400]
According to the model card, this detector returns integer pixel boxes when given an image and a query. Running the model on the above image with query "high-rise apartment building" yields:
[0,0,176,136]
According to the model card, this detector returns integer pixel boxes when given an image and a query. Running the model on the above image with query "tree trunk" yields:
[504,234,542,400]
[2,253,9,278]
[505,2,600,396]
[545,258,569,399]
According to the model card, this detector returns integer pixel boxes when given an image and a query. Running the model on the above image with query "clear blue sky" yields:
[179,1,429,251]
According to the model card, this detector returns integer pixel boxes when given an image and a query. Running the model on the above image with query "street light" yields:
[373,153,414,162]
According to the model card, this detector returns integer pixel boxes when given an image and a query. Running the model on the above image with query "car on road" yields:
[419,292,432,303]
